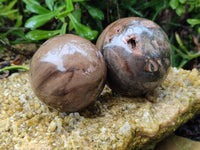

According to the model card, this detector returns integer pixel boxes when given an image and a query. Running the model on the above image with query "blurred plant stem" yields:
[172,32,200,68]
[0,65,29,74]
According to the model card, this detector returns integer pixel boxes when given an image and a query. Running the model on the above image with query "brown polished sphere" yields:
[96,17,172,96]
[30,34,106,112]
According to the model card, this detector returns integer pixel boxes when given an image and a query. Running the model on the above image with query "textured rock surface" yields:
[0,67,200,150]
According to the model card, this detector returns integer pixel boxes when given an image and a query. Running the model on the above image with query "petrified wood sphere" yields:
[96,17,172,96]
[30,34,106,112]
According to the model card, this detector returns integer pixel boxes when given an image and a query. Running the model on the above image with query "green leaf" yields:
[187,19,200,26]
[0,9,18,17]
[176,5,185,16]
[85,5,104,20]
[25,12,57,29]
[175,32,188,54]
[72,0,89,1]
[68,13,98,41]
[69,8,81,31]
[152,1,167,21]
[0,0,18,20]
[0,35,9,45]
[23,0,50,14]
[7,0,17,10]
[45,0,55,11]
[198,27,200,33]
[171,44,189,60]
[0,45,3,52]
[65,0,74,11]
[25,30,60,41]
[169,0,179,9]
[56,4,66,12]
[59,17,65,23]
[60,23,67,34]
[56,0,74,19]
[14,15,23,27]
[188,4,194,12]
[4,28,25,39]
[179,0,186,4]
[57,10,72,19]
[128,6,144,17]
[0,0,7,2]
[179,59,189,68]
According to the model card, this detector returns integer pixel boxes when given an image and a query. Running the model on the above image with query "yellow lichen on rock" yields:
[0,67,200,150]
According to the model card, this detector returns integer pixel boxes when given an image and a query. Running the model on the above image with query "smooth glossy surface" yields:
[96,17,172,96]
[30,34,106,112]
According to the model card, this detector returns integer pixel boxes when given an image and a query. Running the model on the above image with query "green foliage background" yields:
[0,0,200,68]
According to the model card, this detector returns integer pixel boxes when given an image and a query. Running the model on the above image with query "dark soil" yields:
[175,114,200,141]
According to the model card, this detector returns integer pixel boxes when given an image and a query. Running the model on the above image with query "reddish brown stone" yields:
[30,34,106,112]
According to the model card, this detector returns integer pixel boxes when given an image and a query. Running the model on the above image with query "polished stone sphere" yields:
[30,34,106,112]
[96,17,172,96]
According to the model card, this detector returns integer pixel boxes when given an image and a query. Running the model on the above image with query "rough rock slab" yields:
[0,67,200,150]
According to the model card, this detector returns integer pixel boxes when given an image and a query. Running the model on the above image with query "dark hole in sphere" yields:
[127,38,136,49]
[150,63,155,72]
